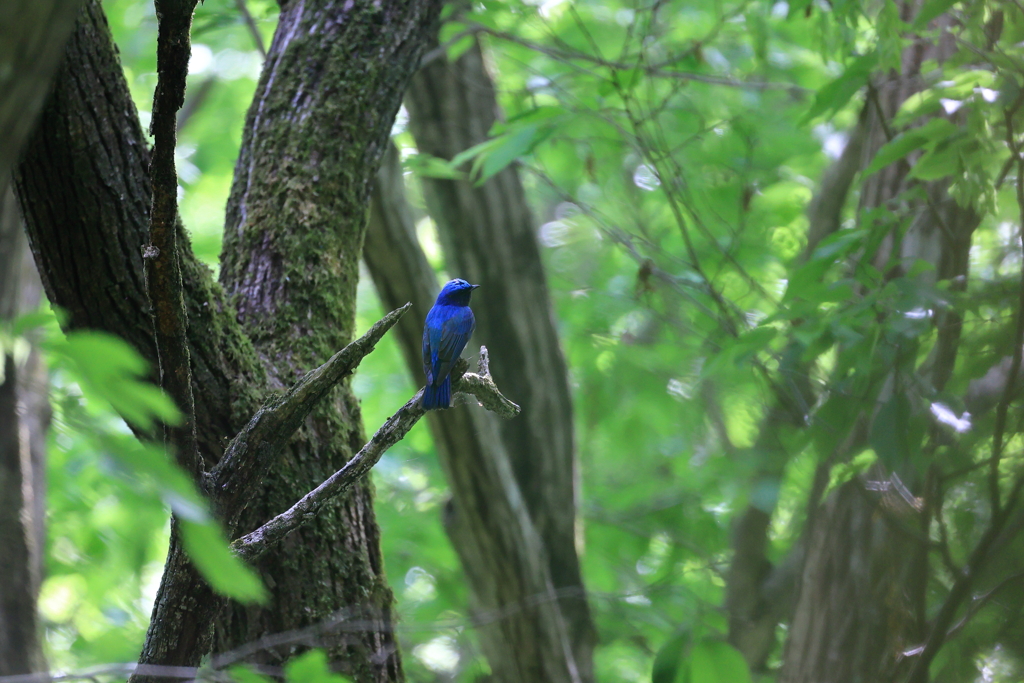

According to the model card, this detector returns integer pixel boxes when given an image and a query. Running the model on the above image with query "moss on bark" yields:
[16,0,441,680]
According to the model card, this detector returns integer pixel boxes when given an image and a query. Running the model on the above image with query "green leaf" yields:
[404,153,465,180]
[449,107,568,184]
[285,650,353,683]
[12,309,58,336]
[803,52,878,122]
[100,437,209,523]
[863,119,956,177]
[48,331,181,430]
[909,133,966,180]
[730,327,778,365]
[180,520,267,604]
[823,449,879,499]
[870,392,910,469]
[229,665,276,683]
[446,35,475,63]
[687,640,752,683]
[611,67,644,92]
[478,122,554,182]
[652,626,692,683]
[913,0,958,29]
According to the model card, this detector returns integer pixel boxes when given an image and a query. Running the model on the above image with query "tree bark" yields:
[15,0,441,679]
[403,38,595,678]
[0,0,83,196]
[367,143,583,683]
[212,1,439,675]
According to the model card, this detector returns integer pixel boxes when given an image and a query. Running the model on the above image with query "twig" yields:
[939,455,996,483]
[944,570,1024,640]
[0,663,205,683]
[211,303,412,524]
[231,346,520,561]
[234,0,266,58]
[146,0,202,477]
[176,75,216,133]
[906,472,1024,681]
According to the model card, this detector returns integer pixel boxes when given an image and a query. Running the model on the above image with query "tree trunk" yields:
[780,11,979,681]
[402,38,595,678]
[0,182,49,677]
[15,0,441,678]
[213,0,439,675]
[726,116,868,670]
[367,143,583,683]
[0,0,83,196]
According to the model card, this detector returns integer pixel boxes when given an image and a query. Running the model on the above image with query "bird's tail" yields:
[422,376,452,410]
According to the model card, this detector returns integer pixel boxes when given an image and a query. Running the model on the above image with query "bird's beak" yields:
[471,284,481,289]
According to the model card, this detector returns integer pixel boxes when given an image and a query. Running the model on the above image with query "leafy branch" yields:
[906,101,1024,683]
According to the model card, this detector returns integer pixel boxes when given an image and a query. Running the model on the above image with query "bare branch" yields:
[944,570,1024,641]
[234,0,266,58]
[211,303,412,523]
[146,0,202,477]
[231,345,520,561]
[907,472,1024,681]
[467,21,807,92]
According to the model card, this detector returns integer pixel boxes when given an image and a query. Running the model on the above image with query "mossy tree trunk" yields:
[15,0,441,679]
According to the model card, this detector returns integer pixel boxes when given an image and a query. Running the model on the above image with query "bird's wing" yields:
[431,307,475,384]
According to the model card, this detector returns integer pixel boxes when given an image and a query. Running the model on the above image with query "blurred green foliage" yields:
[26,0,1024,680]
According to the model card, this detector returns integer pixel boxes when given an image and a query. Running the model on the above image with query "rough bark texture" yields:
[146,0,202,477]
[0,0,83,196]
[0,182,48,676]
[366,144,584,682]
[780,11,980,682]
[403,38,595,678]
[15,0,441,679]
[16,0,260,462]
[214,0,441,678]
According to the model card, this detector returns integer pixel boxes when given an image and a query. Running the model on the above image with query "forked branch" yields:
[231,346,520,562]
[211,303,412,525]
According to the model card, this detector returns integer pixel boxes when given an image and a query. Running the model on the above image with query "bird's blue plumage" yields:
[422,279,478,410]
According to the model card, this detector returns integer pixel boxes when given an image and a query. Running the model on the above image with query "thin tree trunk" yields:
[15,0,441,678]
[0,182,48,677]
[402,38,595,679]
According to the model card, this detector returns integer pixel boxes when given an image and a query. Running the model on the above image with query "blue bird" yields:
[422,278,479,410]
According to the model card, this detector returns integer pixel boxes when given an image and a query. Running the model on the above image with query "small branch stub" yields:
[452,346,520,419]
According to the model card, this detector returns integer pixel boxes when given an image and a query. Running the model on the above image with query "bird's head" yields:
[435,278,480,306]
